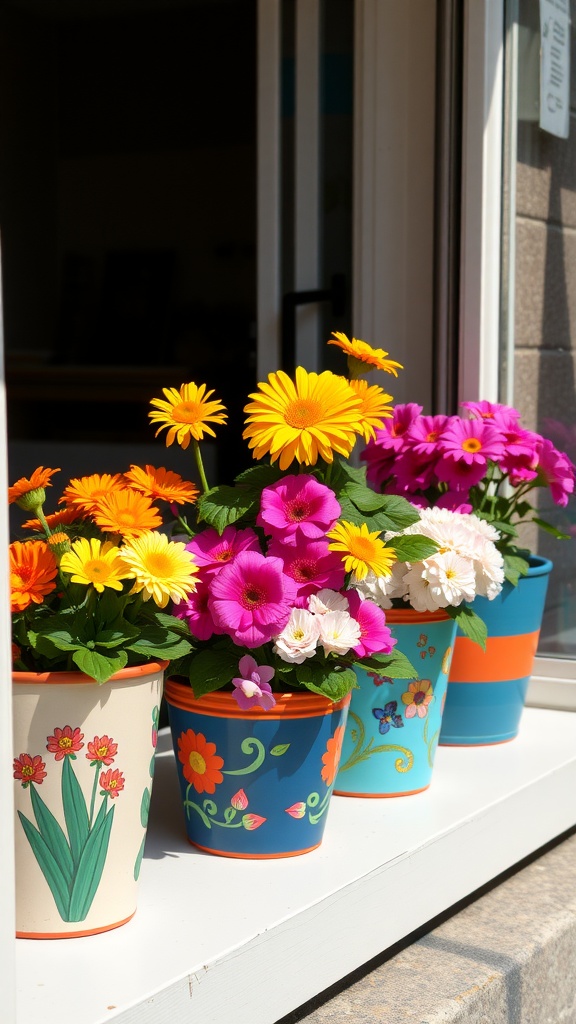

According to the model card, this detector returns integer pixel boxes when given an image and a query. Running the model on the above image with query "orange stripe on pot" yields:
[449,630,540,683]
[16,912,136,940]
[385,608,451,624]
[165,679,351,719]
[12,661,168,685]
[333,784,429,798]
[189,839,323,859]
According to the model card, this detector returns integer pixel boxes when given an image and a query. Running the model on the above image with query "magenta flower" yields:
[362,403,423,489]
[257,474,341,543]
[186,526,260,578]
[346,590,396,658]
[406,414,450,457]
[173,582,219,641]
[269,537,345,603]
[461,399,520,425]
[537,439,576,507]
[231,654,276,711]
[436,419,505,489]
[208,550,293,648]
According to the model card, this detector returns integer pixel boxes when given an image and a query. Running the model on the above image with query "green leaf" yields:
[72,647,128,684]
[17,811,71,920]
[489,519,518,537]
[295,664,357,702]
[234,464,283,488]
[449,605,487,649]
[343,483,394,513]
[359,649,419,679]
[329,456,367,491]
[187,648,240,698]
[61,757,90,867]
[270,744,290,756]
[532,517,571,541]
[68,805,115,921]
[503,552,529,586]
[196,485,257,534]
[29,783,74,886]
[389,536,439,563]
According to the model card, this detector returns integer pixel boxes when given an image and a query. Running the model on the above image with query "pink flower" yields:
[186,526,260,578]
[461,399,520,425]
[13,753,47,787]
[436,419,505,489]
[242,813,266,831]
[361,403,423,488]
[435,490,473,513]
[46,726,84,760]
[257,474,341,543]
[86,735,118,766]
[406,414,450,457]
[174,582,218,641]
[100,767,125,798]
[232,654,276,711]
[209,551,294,648]
[231,789,249,810]
[285,802,306,819]
[537,439,576,507]
[346,590,396,658]
[269,537,345,602]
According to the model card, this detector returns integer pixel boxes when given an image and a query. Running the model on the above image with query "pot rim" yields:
[385,607,451,624]
[165,678,351,719]
[525,555,554,577]
[12,660,169,686]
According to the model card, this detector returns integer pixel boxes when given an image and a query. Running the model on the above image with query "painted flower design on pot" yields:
[372,701,403,734]
[177,729,224,795]
[401,680,434,719]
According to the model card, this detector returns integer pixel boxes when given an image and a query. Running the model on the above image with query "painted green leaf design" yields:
[30,783,74,886]
[18,811,70,920]
[134,835,146,881]
[68,806,115,922]
[140,787,151,828]
[62,757,89,867]
[270,744,290,756]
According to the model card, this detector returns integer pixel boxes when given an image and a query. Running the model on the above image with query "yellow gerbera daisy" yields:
[149,382,227,449]
[9,467,60,510]
[348,378,395,441]
[60,474,126,513]
[60,538,133,593]
[124,465,199,506]
[119,532,199,608]
[243,367,364,470]
[327,521,397,581]
[92,490,162,538]
[328,332,403,379]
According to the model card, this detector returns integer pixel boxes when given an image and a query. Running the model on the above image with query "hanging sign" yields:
[539,0,571,138]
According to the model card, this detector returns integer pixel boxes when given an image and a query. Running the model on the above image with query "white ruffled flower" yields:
[307,589,349,615]
[472,538,505,599]
[273,608,320,664]
[423,551,477,607]
[317,609,361,656]
[352,564,408,608]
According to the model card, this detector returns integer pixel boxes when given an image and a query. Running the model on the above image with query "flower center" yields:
[349,536,378,560]
[461,437,482,453]
[216,549,232,562]
[97,746,108,758]
[85,559,113,581]
[292,559,316,582]
[286,499,311,522]
[145,552,174,578]
[21,765,34,778]
[426,431,438,443]
[188,751,206,775]
[413,691,425,705]
[293,627,305,641]
[15,567,33,585]
[284,398,323,428]
[242,585,265,608]
[59,737,73,750]
[173,401,203,425]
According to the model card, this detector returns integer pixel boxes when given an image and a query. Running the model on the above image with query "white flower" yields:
[273,608,320,664]
[317,609,361,656]
[472,538,505,599]
[423,551,477,607]
[307,589,349,615]
[400,564,443,612]
[353,564,408,608]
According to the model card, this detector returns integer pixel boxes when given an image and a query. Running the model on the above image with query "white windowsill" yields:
[15,707,576,1024]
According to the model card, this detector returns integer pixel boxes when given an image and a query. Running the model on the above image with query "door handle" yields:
[281,273,346,372]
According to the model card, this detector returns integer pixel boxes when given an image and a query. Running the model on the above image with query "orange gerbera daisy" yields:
[60,474,126,513]
[124,465,199,506]
[22,506,83,531]
[10,540,58,613]
[149,382,228,449]
[243,367,364,470]
[321,725,346,786]
[9,467,60,507]
[177,729,224,794]
[92,490,162,538]
[348,378,395,441]
[328,332,403,378]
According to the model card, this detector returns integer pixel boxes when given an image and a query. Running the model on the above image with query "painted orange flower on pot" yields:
[46,725,84,760]
[321,725,345,786]
[178,729,224,794]
[13,753,47,787]
[87,735,118,766]
[100,768,125,798]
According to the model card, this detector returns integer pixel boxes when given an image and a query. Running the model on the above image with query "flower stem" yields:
[89,765,100,828]
[193,440,210,494]
[34,506,53,537]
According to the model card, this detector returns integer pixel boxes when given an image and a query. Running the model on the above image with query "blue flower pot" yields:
[440,556,553,746]
[334,610,457,797]
[165,681,350,858]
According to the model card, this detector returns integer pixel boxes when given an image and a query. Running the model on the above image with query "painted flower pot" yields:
[165,680,350,858]
[440,556,553,746]
[12,661,165,939]
[334,609,457,797]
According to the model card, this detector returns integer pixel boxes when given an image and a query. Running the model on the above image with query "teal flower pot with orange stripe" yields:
[440,556,553,746]
[165,680,350,858]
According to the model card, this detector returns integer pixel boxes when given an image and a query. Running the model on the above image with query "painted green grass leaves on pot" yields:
[13,726,125,923]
